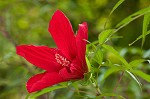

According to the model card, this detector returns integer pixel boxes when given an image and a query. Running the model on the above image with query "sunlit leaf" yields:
[102,44,130,68]
[59,82,68,87]
[129,59,146,67]
[98,29,115,45]
[86,57,92,70]
[132,70,150,82]
[142,13,150,47]
[25,94,30,99]
[92,48,103,65]
[29,85,66,98]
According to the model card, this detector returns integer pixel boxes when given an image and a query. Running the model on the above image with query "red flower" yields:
[16,10,88,93]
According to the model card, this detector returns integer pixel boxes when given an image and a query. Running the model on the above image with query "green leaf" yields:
[93,48,103,65]
[85,40,97,51]
[129,59,146,67]
[80,72,92,86]
[98,29,115,45]
[126,70,142,89]
[97,93,126,99]
[86,57,92,70]
[129,30,150,46]
[109,0,125,16]
[102,67,122,81]
[25,94,30,99]
[114,6,150,34]
[104,0,125,28]
[102,44,130,68]
[116,6,150,28]
[29,85,66,98]
[72,82,80,95]
[87,40,98,49]
[132,70,150,82]
[142,13,150,47]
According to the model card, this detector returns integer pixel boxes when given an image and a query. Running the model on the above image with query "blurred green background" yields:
[0,0,150,99]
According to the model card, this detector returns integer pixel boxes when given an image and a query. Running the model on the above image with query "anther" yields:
[55,53,70,66]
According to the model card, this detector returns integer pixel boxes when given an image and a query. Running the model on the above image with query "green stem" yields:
[91,77,105,99]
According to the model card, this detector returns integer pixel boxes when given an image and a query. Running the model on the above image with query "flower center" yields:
[55,53,70,66]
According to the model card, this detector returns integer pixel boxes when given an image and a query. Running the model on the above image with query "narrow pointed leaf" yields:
[102,67,122,81]
[86,57,91,71]
[102,44,129,67]
[142,13,150,47]
[29,85,66,98]
[116,6,150,31]
[110,0,124,15]
[129,30,150,46]
[98,29,115,45]
[132,70,150,82]
[129,59,146,67]
[126,70,142,89]
[104,0,125,28]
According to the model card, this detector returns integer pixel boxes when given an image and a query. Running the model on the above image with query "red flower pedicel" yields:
[16,10,88,93]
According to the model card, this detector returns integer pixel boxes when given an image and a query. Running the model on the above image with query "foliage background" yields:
[0,0,150,99]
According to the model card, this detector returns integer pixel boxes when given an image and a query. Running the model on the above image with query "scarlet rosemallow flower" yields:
[16,10,88,93]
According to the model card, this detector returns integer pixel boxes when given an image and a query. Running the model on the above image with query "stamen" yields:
[55,53,70,66]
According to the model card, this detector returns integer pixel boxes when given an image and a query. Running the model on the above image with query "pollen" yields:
[55,53,70,66]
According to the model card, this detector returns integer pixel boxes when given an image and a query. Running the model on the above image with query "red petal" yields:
[16,45,62,72]
[76,22,88,72]
[59,67,84,80]
[48,10,76,61]
[27,72,66,93]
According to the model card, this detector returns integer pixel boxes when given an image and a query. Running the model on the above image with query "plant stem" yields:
[95,84,106,99]
[112,71,124,99]
[91,77,106,99]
